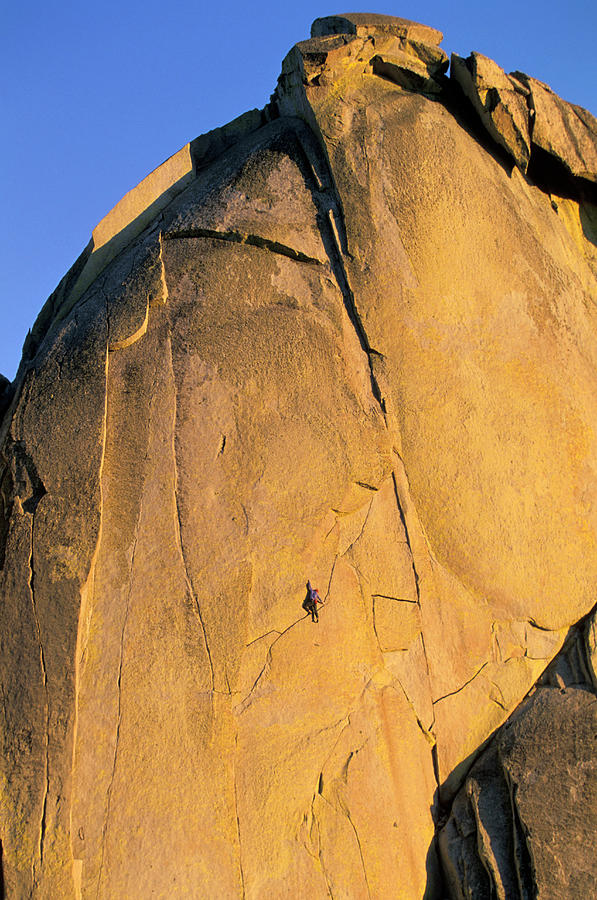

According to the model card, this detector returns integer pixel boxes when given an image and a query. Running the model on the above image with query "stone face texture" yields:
[311,13,443,45]
[451,52,532,170]
[1,15,596,900]
[439,686,597,900]
[524,74,597,183]
[450,54,597,183]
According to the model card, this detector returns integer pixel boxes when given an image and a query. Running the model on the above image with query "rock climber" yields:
[303,580,323,622]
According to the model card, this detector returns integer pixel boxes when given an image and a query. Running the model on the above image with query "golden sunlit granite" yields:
[0,12,596,899]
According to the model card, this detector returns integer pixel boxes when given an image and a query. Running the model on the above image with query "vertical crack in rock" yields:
[342,497,375,557]
[96,506,140,898]
[391,457,439,693]
[158,232,169,305]
[344,808,372,899]
[324,555,338,601]
[390,460,436,728]
[311,792,341,896]
[319,850,334,898]
[293,132,387,417]
[395,678,436,746]
[0,838,4,900]
[505,769,537,900]
[27,503,49,886]
[70,327,110,893]
[431,744,441,789]
[310,801,334,900]
[390,467,422,605]
[0,461,9,572]
[166,325,215,691]
[232,734,246,900]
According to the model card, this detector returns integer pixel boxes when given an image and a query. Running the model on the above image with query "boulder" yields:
[439,686,597,899]
[451,52,531,170]
[311,13,443,45]
[518,72,597,184]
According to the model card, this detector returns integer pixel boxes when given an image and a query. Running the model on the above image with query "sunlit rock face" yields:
[1,13,596,899]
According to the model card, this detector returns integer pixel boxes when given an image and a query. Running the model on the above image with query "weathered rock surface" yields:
[1,12,596,899]
[451,52,532,170]
[440,685,597,899]
[452,51,597,185]
[520,72,597,184]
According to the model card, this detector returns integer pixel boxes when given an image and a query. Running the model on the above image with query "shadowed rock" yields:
[440,685,597,899]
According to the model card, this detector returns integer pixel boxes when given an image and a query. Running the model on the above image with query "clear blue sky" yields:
[2,1,596,380]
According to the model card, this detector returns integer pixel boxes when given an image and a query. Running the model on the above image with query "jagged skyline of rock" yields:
[2,1,596,379]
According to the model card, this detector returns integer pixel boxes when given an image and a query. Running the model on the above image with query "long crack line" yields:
[166,327,215,690]
[433,662,489,705]
[233,734,246,900]
[96,512,140,898]
[345,808,372,899]
[294,131,388,420]
[70,328,110,890]
[390,468,422,605]
[163,228,322,266]
[28,504,50,885]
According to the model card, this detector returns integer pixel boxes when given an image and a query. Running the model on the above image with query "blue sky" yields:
[2,1,596,379]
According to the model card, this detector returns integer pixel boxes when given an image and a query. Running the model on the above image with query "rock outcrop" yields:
[439,610,597,899]
[1,13,596,899]
[451,51,597,185]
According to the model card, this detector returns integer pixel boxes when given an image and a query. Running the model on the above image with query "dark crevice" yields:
[431,744,441,791]
[0,376,13,427]
[507,776,537,900]
[0,442,47,571]
[443,77,518,177]
[390,471,421,605]
[163,227,322,265]
[372,593,417,604]
[289,127,388,413]
[538,600,597,690]
[525,143,597,207]
[354,481,378,492]
[27,492,50,886]
[0,464,11,571]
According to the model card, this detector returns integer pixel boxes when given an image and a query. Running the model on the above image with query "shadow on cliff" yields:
[424,604,597,899]
[444,77,597,237]
[440,78,520,179]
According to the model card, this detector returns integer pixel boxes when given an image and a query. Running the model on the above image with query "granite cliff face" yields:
[1,13,596,899]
